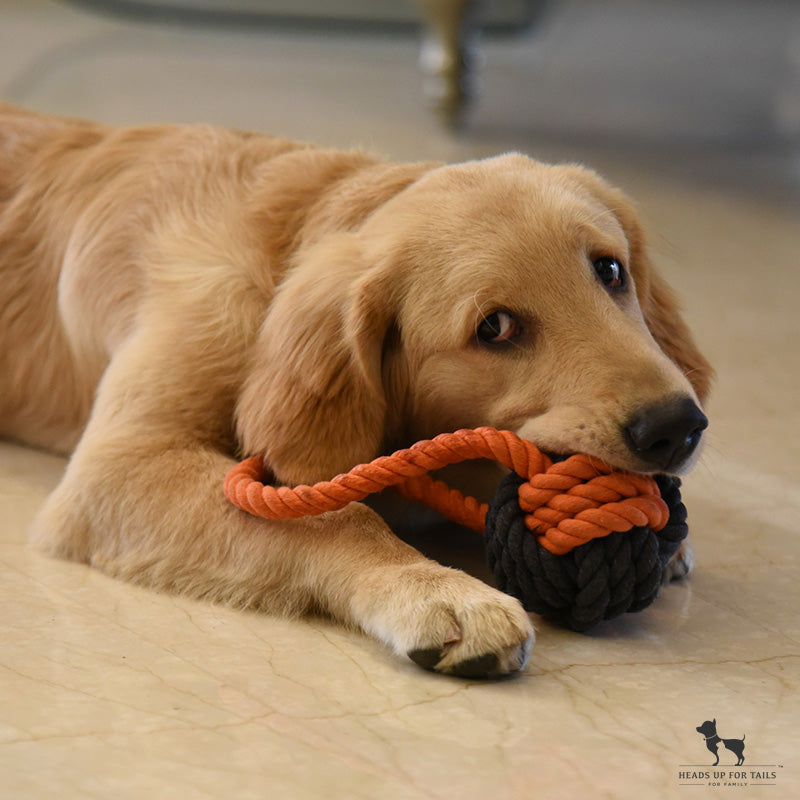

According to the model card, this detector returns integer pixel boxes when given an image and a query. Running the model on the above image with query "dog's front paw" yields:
[406,595,533,679]
[353,564,534,678]
[663,539,694,583]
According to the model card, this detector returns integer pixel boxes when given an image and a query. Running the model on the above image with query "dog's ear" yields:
[613,198,713,405]
[566,167,713,404]
[236,233,395,485]
[636,264,713,404]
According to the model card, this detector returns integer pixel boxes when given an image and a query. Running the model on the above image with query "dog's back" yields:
[0,105,105,451]
[0,106,291,452]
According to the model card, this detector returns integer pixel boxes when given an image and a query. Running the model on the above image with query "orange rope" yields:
[223,427,669,555]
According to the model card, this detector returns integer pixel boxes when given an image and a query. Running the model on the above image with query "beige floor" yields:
[2,1,799,798]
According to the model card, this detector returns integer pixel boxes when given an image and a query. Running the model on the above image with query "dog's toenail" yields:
[450,653,500,678]
[408,647,443,671]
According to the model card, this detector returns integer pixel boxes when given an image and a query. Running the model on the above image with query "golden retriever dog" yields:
[0,104,711,678]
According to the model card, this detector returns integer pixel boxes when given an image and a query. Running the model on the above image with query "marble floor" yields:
[1,1,799,797]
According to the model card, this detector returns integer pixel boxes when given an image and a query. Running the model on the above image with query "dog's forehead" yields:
[391,176,628,290]
[414,158,627,247]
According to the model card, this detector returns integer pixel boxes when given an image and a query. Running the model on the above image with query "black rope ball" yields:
[484,473,688,631]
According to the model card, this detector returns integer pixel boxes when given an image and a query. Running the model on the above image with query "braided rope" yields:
[224,427,668,555]
[484,471,687,630]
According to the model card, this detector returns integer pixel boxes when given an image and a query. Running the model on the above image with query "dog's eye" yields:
[593,256,626,290]
[477,311,519,345]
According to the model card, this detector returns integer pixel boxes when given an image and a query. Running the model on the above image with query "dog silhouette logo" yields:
[696,719,746,766]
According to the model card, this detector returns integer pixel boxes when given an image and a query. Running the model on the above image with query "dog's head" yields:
[696,720,717,737]
[238,154,712,485]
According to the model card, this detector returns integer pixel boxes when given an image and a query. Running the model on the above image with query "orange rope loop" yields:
[224,427,668,555]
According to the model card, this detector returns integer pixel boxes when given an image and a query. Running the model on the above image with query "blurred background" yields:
[2,0,799,204]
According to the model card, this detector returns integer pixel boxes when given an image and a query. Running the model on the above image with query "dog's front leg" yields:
[31,436,533,678]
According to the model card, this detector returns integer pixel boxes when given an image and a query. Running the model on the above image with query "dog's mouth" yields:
[513,413,645,475]
[543,444,692,478]
[514,396,706,477]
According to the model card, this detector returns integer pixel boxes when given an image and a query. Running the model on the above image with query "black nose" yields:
[624,396,708,472]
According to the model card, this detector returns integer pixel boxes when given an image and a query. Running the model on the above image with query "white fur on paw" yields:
[354,564,534,678]
[663,539,694,584]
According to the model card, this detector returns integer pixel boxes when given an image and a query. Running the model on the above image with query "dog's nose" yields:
[624,396,708,472]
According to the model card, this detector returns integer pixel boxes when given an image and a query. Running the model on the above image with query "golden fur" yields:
[0,105,711,677]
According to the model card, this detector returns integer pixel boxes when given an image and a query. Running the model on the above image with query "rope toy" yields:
[223,427,688,631]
